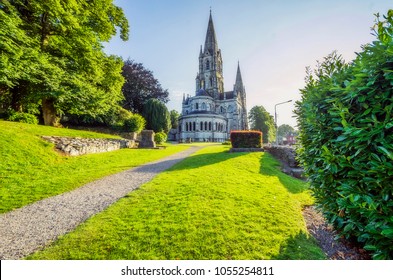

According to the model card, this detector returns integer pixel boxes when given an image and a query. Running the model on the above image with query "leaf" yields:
[377,146,393,160]
[381,228,393,237]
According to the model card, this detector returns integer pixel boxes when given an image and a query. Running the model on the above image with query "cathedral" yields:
[178,11,248,142]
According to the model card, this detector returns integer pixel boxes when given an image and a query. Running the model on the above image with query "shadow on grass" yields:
[259,153,308,194]
[272,231,327,260]
[166,150,246,172]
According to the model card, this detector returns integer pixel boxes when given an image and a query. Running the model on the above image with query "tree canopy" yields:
[277,124,295,138]
[142,99,171,133]
[169,110,180,129]
[248,105,276,143]
[0,0,129,126]
[121,59,169,114]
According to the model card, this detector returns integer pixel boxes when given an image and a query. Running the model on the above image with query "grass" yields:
[0,120,189,213]
[27,145,326,260]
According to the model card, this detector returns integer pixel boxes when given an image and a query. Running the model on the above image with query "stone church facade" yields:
[178,11,248,142]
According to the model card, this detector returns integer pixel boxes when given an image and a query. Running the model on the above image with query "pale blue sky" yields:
[104,0,392,128]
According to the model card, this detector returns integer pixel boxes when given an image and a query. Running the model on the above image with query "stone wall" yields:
[264,145,299,168]
[42,136,135,156]
[264,145,304,179]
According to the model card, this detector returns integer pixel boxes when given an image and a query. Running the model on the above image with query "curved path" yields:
[0,145,205,260]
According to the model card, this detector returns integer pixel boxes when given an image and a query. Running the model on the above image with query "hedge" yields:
[230,131,262,148]
[295,10,393,259]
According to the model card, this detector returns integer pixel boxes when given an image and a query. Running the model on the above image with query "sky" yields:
[104,0,392,128]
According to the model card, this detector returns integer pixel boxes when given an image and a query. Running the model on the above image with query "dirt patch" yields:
[303,206,371,260]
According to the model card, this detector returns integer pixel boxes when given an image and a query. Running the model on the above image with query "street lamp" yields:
[274,100,292,145]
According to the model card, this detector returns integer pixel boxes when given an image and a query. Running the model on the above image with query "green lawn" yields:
[0,121,188,213]
[27,145,326,260]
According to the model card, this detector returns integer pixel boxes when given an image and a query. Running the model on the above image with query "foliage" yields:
[295,10,393,259]
[249,106,276,143]
[0,120,187,213]
[121,59,169,114]
[27,146,325,260]
[277,124,295,138]
[154,132,167,144]
[123,113,145,133]
[7,111,38,125]
[230,131,262,148]
[0,0,129,126]
[169,109,180,129]
[142,99,171,133]
[221,141,231,145]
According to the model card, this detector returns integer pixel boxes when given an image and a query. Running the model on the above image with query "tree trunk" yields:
[42,98,59,126]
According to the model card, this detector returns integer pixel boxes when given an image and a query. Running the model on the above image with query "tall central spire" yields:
[204,10,218,54]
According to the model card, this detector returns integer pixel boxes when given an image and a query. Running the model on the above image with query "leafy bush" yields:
[295,11,393,259]
[230,131,262,148]
[8,111,38,125]
[222,141,231,145]
[154,132,167,144]
[123,114,145,133]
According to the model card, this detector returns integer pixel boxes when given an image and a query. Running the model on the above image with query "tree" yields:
[248,105,276,143]
[142,99,171,133]
[0,0,129,126]
[277,124,295,139]
[170,109,180,129]
[121,59,169,114]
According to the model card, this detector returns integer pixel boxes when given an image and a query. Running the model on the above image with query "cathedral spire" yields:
[235,61,244,89]
[204,10,218,54]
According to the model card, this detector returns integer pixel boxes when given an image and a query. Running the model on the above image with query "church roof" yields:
[196,88,212,97]
[219,91,235,100]
[204,11,218,54]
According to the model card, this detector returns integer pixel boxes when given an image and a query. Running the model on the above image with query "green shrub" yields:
[123,114,145,133]
[8,112,38,125]
[222,141,231,145]
[230,131,262,148]
[295,10,393,259]
[154,132,167,144]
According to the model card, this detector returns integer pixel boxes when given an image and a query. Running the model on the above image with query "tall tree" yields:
[142,99,171,133]
[0,0,129,126]
[169,109,180,129]
[121,59,169,114]
[248,105,276,143]
[277,124,295,138]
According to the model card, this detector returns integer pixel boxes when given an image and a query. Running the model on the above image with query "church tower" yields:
[196,11,224,98]
[234,62,249,129]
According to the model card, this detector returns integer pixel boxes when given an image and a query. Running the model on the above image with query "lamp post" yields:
[274,100,292,145]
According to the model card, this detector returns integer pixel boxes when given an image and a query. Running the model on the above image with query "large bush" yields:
[154,132,167,144]
[230,131,262,148]
[295,11,393,259]
[123,113,145,133]
[7,111,38,125]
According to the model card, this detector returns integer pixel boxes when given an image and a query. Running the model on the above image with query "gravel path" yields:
[0,145,204,260]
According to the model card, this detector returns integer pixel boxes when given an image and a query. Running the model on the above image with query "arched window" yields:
[206,59,210,70]
[185,110,188,115]
[210,77,213,88]
[202,102,206,110]
[186,122,189,131]
[195,103,199,110]
[205,121,208,131]
[209,122,212,131]
[193,122,196,131]
[200,121,203,130]
[227,105,233,113]
[220,106,224,113]
[215,122,217,131]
